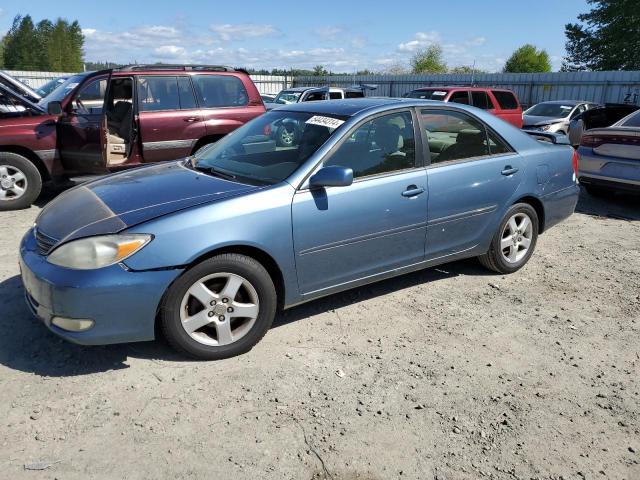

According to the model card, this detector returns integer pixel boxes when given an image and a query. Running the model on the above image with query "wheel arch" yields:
[0,145,51,182]
[513,195,545,233]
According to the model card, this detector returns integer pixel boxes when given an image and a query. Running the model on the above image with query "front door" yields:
[58,70,112,174]
[419,108,523,259]
[136,75,206,162]
[292,110,428,295]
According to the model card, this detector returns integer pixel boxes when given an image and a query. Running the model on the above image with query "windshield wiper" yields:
[192,164,237,181]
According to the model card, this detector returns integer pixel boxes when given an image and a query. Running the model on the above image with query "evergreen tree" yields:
[563,0,640,71]
[4,15,41,70]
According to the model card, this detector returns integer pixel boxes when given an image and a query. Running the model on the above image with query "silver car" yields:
[523,101,599,135]
[577,109,640,196]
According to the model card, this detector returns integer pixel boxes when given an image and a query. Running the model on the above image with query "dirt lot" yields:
[0,188,638,480]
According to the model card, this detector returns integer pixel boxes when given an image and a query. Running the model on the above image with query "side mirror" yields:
[309,166,353,188]
[47,101,63,115]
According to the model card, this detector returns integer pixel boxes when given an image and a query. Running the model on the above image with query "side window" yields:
[325,111,416,178]
[329,91,342,100]
[449,91,470,105]
[471,91,492,110]
[192,75,249,108]
[486,129,510,155]
[492,91,518,110]
[177,76,197,110]
[305,92,326,102]
[137,76,180,111]
[571,104,586,119]
[73,77,107,114]
[421,109,491,163]
[345,91,364,99]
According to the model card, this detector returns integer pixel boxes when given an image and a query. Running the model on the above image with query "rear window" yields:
[621,110,640,127]
[345,90,365,99]
[329,91,342,100]
[492,90,519,110]
[192,75,249,108]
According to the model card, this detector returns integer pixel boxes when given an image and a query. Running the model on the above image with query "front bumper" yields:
[19,228,183,345]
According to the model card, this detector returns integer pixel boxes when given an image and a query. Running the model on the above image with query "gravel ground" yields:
[0,187,638,480]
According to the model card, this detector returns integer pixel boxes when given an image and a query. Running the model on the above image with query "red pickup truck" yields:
[0,65,265,210]
[405,86,523,128]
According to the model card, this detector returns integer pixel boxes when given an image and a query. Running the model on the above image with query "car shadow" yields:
[0,258,489,376]
[576,186,640,221]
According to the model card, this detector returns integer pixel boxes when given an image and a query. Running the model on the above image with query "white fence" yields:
[4,69,290,95]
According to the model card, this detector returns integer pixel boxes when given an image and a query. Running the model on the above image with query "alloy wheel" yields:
[0,165,28,201]
[179,272,260,347]
[500,212,533,264]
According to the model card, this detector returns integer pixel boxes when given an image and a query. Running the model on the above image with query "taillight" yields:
[580,135,598,148]
[572,149,579,176]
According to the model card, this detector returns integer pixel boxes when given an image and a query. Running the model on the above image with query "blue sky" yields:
[0,0,589,72]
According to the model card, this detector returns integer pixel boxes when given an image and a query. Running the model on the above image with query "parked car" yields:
[523,100,599,135]
[0,64,265,210]
[264,85,372,110]
[568,103,640,147]
[404,86,523,128]
[20,98,579,359]
[260,93,276,103]
[577,109,640,196]
[0,71,42,103]
[35,76,70,97]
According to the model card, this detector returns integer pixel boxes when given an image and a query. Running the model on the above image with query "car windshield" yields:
[406,89,449,100]
[620,110,640,127]
[36,77,67,97]
[273,91,303,104]
[525,103,574,118]
[38,73,88,108]
[190,110,346,185]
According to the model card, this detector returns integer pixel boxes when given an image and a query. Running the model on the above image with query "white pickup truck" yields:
[265,85,377,110]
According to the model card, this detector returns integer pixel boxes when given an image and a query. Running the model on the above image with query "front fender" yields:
[123,183,301,306]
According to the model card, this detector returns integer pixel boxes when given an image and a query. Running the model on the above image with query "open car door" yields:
[57,69,112,175]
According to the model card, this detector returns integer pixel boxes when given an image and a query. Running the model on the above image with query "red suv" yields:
[405,87,523,128]
[0,65,265,210]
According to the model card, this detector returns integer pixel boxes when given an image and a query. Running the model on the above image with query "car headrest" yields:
[456,130,484,145]
[374,123,402,153]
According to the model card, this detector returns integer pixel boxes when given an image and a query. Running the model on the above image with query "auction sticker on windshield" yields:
[305,116,345,129]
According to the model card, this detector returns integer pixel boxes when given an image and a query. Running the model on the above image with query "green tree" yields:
[410,44,447,74]
[4,15,41,70]
[449,65,487,74]
[0,37,5,68]
[503,44,551,73]
[563,0,640,71]
[312,65,328,76]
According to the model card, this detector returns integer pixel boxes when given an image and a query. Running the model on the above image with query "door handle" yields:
[401,185,425,198]
[184,117,198,123]
[501,166,519,176]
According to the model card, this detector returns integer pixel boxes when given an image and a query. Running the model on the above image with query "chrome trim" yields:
[142,139,198,151]
[427,205,498,226]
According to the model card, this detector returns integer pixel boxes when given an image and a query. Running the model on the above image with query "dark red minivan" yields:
[0,65,265,210]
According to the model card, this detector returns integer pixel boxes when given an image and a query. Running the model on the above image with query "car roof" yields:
[411,86,512,92]
[275,97,443,116]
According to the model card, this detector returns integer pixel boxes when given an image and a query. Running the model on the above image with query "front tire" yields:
[0,152,42,211]
[160,254,277,360]
[479,203,539,274]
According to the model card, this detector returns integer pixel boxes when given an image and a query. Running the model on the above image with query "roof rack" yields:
[117,64,248,73]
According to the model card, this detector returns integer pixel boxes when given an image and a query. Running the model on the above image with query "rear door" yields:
[419,107,522,259]
[58,70,112,174]
[490,90,522,128]
[136,75,206,162]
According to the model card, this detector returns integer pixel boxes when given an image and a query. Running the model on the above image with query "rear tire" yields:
[160,254,277,360]
[479,203,539,274]
[0,152,42,211]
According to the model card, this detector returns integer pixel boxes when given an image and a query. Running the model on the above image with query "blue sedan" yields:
[20,98,580,359]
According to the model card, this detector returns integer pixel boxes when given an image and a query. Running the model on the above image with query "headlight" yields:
[47,234,152,270]
[540,125,551,131]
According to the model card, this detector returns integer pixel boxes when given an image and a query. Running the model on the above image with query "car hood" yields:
[36,161,261,244]
[0,83,46,115]
[522,115,565,127]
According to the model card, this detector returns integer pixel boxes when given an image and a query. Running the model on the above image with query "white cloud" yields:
[153,45,187,59]
[313,26,343,39]
[211,24,279,42]
[397,31,441,52]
